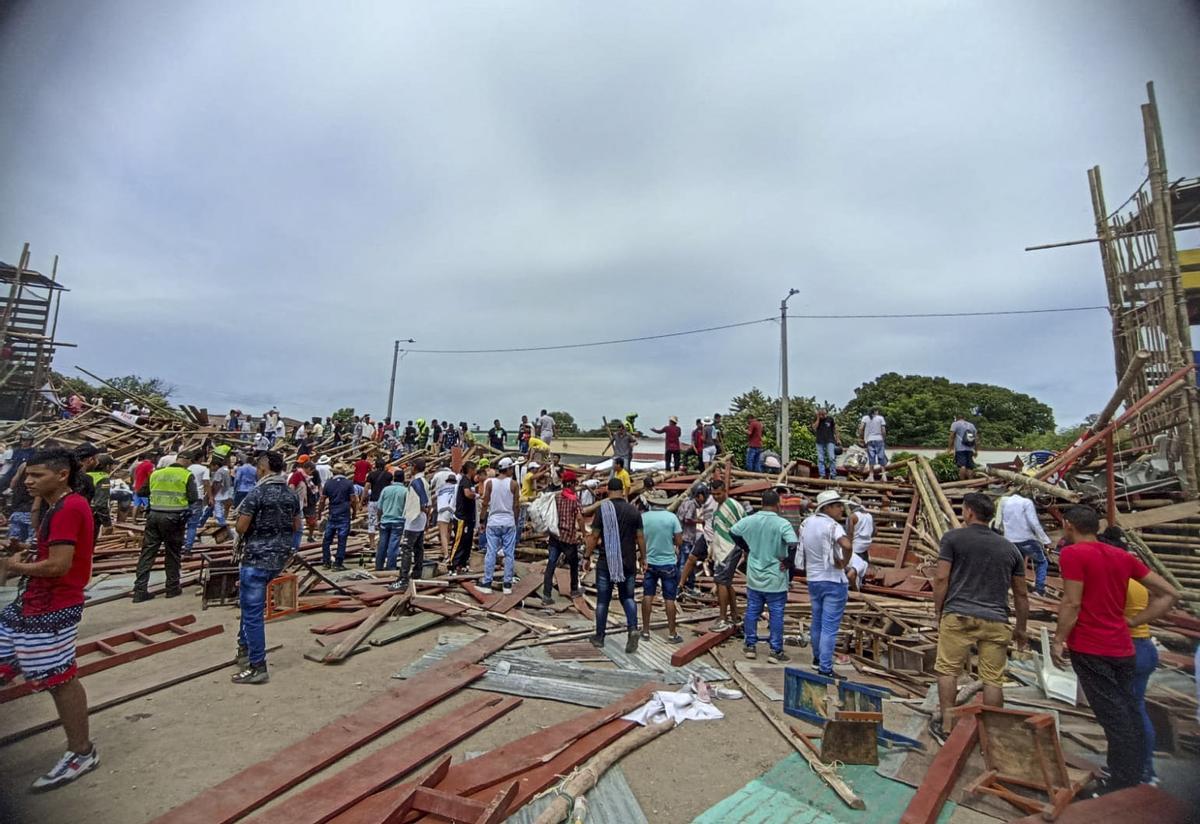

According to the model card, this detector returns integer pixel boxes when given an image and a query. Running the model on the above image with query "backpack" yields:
[962,427,977,447]
[528,491,560,537]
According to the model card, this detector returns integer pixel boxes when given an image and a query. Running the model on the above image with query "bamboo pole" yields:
[979,466,1081,503]
[918,456,960,529]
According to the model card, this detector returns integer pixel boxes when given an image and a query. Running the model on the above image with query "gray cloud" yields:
[2,1,1199,431]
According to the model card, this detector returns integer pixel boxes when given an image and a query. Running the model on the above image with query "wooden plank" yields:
[435,623,527,670]
[0,620,224,703]
[412,596,469,618]
[320,593,408,663]
[149,661,486,824]
[898,716,979,824]
[246,695,522,824]
[368,612,445,646]
[669,625,735,667]
[309,607,374,635]
[488,565,546,613]
[1007,783,1192,824]
[1115,500,1200,529]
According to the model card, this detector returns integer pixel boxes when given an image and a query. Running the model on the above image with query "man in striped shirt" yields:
[705,480,746,631]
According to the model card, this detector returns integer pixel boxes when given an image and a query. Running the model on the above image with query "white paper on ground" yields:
[621,689,725,726]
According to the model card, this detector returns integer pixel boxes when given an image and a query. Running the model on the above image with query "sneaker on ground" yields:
[744,646,757,659]
[640,631,651,640]
[768,650,790,664]
[31,747,99,791]
[667,634,684,644]
[625,634,640,654]
[569,589,583,598]
[164,589,182,598]
[539,595,554,606]
[131,592,154,603]
[589,635,605,649]
[817,668,838,679]
[231,665,269,685]
[711,620,731,632]
[331,564,347,571]
[386,581,407,592]
[927,717,948,746]
[502,585,513,595]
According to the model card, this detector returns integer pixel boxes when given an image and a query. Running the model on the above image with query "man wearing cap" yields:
[733,490,798,663]
[676,483,716,595]
[584,478,646,652]
[541,469,585,605]
[449,462,477,574]
[132,452,199,601]
[639,490,684,643]
[480,457,519,594]
[700,418,718,467]
[651,416,683,472]
[799,490,854,676]
[318,463,357,570]
[314,454,333,486]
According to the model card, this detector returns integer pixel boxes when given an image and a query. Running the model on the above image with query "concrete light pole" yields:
[386,338,415,422]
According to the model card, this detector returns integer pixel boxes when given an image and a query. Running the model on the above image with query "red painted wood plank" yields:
[488,565,545,613]
[0,620,223,704]
[150,661,486,824]
[461,580,499,608]
[435,623,527,670]
[412,596,468,618]
[899,716,979,824]
[669,626,735,667]
[247,695,522,824]
[309,607,374,635]
[1007,783,1191,824]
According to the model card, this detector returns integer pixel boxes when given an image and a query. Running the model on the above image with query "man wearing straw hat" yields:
[650,416,683,472]
[799,490,854,677]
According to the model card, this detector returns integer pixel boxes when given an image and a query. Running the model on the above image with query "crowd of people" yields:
[0,397,1191,801]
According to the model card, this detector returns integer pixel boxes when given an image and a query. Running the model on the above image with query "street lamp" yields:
[780,289,800,465]
[386,338,415,422]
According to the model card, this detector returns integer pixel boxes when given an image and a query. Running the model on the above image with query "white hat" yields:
[583,479,601,488]
[498,457,515,470]
[814,489,847,510]
[701,417,714,425]
[317,455,331,466]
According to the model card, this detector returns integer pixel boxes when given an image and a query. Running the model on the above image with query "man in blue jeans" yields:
[318,464,357,570]
[811,408,840,480]
[799,490,854,676]
[232,450,300,684]
[639,492,684,643]
[479,458,519,594]
[584,478,645,653]
[998,492,1051,596]
[374,469,407,571]
[733,490,798,663]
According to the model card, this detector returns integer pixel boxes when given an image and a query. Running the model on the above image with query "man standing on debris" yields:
[931,493,1028,742]
[391,457,432,592]
[676,483,715,595]
[232,450,300,685]
[638,490,683,642]
[800,490,854,677]
[650,416,682,471]
[517,416,531,454]
[734,490,797,663]
[611,456,632,497]
[691,418,705,470]
[233,455,258,509]
[363,458,391,544]
[857,408,888,481]
[1051,506,1178,794]
[846,497,873,589]
[948,413,978,480]
[131,450,156,519]
[537,409,555,444]
[449,462,477,574]
[184,449,211,553]
[209,452,233,542]
[541,469,584,605]
[999,491,1052,596]
[585,477,646,652]
[811,408,841,480]
[318,463,357,570]
[0,447,98,789]
[479,457,519,594]
[700,417,718,467]
[685,480,745,631]
[745,414,764,473]
[612,421,636,471]
[132,452,198,601]
[374,469,407,571]
[487,419,506,451]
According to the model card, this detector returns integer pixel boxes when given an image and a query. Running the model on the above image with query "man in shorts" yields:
[639,491,684,643]
[948,413,978,481]
[931,492,1029,742]
[0,447,98,789]
[702,480,745,632]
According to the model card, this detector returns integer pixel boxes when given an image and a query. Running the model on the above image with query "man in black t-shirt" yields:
[584,478,646,653]
[810,408,841,480]
[363,459,392,541]
[450,461,477,574]
[487,420,507,451]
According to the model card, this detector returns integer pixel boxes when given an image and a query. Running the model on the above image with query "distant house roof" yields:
[0,261,68,290]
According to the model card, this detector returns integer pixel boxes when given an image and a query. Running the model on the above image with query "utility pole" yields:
[385,338,415,423]
[780,288,799,465]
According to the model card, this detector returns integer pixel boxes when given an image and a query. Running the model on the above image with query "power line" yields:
[788,306,1107,320]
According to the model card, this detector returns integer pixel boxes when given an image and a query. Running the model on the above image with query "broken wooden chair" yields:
[379,755,516,824]
[959,705,1092,821]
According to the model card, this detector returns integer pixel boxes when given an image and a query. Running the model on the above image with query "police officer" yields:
[132,452,198,601]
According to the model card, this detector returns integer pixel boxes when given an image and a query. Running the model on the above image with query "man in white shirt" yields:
[799,490,854,676]
[857,409,888,481]
[846,498,873,589]
[314,455,333,486]
[184,449,211,553]
[537,409,555,444]
[999,493,1051,596]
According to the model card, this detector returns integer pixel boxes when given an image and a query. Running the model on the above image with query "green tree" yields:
[839,373,1055,449]
[722,388,832,468]
[547,410,579,436]
[52,371,175,408]
[331,407,356,425]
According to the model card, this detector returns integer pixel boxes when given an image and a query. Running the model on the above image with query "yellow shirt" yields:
[528,437,549,452]
[615,468,631,495]
[1125,579,1151,639]
[521,473,537,502]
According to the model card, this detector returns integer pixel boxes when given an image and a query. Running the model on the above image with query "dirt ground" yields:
[0,562,791,824]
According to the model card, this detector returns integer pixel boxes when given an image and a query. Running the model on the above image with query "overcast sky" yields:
[2,2,1199,430]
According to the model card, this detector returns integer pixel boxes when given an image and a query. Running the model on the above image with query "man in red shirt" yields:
[745,415,764,473]
[650,416,683,472]
[352,451,371,490]
[132,451,157,520]
[0,448,98,789]
[1052,505,1177,794]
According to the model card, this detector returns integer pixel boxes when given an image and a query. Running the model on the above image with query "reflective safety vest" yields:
[86,471,109,486]
[149,465,191,512]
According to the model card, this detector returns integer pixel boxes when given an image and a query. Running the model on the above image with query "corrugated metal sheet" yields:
[600,633,728,684]
[504,765,648,824]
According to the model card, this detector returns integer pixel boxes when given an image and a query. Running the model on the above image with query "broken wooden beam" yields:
[669,625,735,667]
[898,715,979,824]
[981,466,1081,502]
[318,592,409,663]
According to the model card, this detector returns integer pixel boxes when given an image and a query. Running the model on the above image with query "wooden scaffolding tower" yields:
[1088,83,1200,494]
[0,243,71,420]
